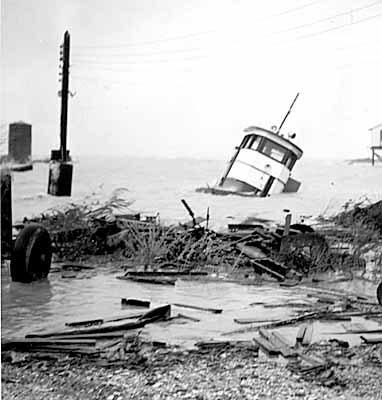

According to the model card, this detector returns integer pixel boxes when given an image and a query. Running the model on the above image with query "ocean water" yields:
[11,156,382,229]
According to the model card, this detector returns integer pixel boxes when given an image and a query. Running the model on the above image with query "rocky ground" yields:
[2,343,382,400]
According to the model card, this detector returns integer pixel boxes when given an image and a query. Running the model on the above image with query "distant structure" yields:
[369,123,382,166]
[8,121,32,163]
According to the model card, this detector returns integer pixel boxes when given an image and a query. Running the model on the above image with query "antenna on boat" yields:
[276,92,300,135]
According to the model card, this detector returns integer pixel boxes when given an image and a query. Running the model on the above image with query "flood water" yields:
[2,156,381,348]
[2,263,380,348]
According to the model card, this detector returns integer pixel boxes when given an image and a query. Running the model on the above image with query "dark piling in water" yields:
[1,170,12,259]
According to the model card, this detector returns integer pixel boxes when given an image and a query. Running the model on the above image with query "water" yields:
[11,156,382,229]
[2,266,379,347]
[2,156,382,345]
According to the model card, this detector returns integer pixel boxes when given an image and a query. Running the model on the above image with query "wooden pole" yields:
[1,170,12,258]
[60,31,70,162]
[48,31,73,196]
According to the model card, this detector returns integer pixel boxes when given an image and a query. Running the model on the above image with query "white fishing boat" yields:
[198,93,303,197]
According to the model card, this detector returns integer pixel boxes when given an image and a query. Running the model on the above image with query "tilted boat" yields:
[198,93,303,197]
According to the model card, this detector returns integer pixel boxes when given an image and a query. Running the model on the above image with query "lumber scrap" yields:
[65,318,103,327]
[360,335,382,344]
[222,311,320,336]
[46,332,135,340]
[236,243,267,260]
[26,320,147,338]
[121,298,150,308]
[117,276,177,285]
[253,336,279,355]
[234,318,280,325]
[250,260,285,281]
[301,324,314,346]
[138,304,171,322]
[258,329,296,357]
[2,338,96,351]
[173,303,223,314]
[177,313,200,322]
[195,340,231,349]
[296,324,307,344]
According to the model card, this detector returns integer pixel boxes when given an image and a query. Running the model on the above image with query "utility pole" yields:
[48,30,73,196]
[60,31,70,162]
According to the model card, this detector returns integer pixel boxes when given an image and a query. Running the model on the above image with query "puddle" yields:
[1,264,380,348]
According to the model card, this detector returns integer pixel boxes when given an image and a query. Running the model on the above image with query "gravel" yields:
[2,343,382,400]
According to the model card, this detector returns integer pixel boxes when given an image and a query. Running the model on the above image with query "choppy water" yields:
[2,156,382,345]
[10,156,382,229]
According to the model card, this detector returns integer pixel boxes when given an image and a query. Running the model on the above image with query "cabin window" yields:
[240,135,251,149]
[258,139,287,163]
[248,135,261,150]
[286,154,297,170]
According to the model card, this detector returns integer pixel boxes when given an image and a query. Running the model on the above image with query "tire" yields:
[10,224,52,283]
[377,281,382,306]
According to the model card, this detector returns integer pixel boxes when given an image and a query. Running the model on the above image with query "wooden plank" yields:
[65,318,104,327]
[47,332,133,340]
[360,335,382,344]
[195,340,231,349]
[118,276,177,285]
[296,324,307,344]
[26,320,147,338]
[121,298,150,308]
[259,329,296,357]
[253,336,279,355]
[138,304,171,322]
[2,338,96,351]
[234,318,280,325]
[302,324,313,346]
[173,303,223,314]
[283,213,292,236]
[251,260,285,282]
[177,313,200,322]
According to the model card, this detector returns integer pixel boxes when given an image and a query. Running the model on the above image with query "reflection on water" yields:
[1,265,379,348]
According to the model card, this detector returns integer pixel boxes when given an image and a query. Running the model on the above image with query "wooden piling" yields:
[1,169,12,258]
[47,161,73,196]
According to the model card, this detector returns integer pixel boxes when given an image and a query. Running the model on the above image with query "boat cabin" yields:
[218,126,303,196]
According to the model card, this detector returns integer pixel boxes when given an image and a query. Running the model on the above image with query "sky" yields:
[1,0,382,159]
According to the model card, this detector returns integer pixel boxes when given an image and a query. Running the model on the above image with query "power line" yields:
[75,0,325,50]
[298,8,382,39]
[276,0,382,34]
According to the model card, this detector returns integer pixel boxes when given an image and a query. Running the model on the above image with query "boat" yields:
[198,93,303,197]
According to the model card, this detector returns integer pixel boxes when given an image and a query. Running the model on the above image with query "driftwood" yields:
[64,313,144,329]
[117,276,177,285]
[26,320,146,338]
[173,303,223,314]
[138,304,171,322]
[253,336,279,355]
[250,260,285,281]
[301,324,314,346]
[296,324,307,344]
[360,335,382,344]
[177,313,200,322]
[258,329,296,357]
[222,311,320,336]
[2,338,96,351]
[121,298,150,308]
[234,318,280,325]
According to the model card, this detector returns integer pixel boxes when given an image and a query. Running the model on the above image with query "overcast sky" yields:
[1,0,382,159]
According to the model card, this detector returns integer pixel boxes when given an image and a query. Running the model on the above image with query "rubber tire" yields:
[377,281,382,306]
[10,224,52,283]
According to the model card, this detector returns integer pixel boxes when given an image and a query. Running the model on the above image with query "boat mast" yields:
[276,92,299,135]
